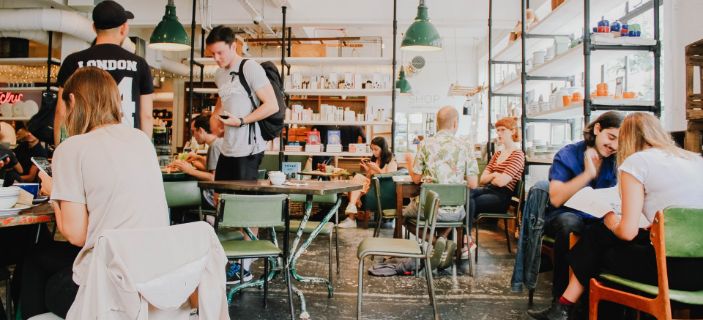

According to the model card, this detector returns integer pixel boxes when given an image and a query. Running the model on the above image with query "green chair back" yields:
[289,193,338,204]
[420,183,467,208]
[366,172,401,212]
[417,190,440,243]
[164,181,201,208]
[219,194,287,228]
[663,207,703,258]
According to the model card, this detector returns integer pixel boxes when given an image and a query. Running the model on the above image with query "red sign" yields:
[0,91,23,104]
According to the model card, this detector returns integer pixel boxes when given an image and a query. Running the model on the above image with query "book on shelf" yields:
[564,186,649,228]
[281,162,301,178]
[348,143,367,154]
[327,130,341,145]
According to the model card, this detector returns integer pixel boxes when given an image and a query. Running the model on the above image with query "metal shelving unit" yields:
[583,0,662,122]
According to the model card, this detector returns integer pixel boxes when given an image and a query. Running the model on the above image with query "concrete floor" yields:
[229,222,553,320]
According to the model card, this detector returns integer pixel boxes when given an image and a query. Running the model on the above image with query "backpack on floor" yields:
[237,59,286,141]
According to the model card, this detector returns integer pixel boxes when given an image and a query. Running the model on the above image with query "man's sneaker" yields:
[345,203,358,214]
[337,217,357,229]
[438,239,457,270]
[429,237,446,270]
[226,263,253,284]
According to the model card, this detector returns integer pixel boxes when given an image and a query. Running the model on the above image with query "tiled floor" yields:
[228,222,553,319]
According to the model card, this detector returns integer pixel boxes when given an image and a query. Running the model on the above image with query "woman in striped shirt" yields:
[469,117,525,220]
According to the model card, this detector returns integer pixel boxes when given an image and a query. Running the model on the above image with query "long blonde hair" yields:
[617,112,693,166]
[61,67,121,136]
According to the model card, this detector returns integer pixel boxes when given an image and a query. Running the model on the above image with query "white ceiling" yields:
[118,0,542,39]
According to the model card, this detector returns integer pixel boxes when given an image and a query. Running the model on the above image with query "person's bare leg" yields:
[561,273,585,303]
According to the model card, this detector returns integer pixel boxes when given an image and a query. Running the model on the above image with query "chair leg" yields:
[451,227,457,275]
[504,219,512,253]
[328,233,334,296]
[5,278,12,320]
[357,257,365,320]
[474,220,479,263]
[424,256,439,320]
[528,288,534,306]
[263,257,269,308]
[335,214,341,274]
[284,254,295,319]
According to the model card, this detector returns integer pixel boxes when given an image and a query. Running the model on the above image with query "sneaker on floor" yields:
[429,237,446,270]
[226,263,253,284]
[337,217,357,229]
[461,237,477,260]
[345,203,358,214]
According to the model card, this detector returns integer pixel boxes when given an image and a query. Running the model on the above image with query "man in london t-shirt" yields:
[54,0,154,145]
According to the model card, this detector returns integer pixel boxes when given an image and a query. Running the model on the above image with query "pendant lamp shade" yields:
[395,69,412,93]
[401,0,442,52]
[149,0,190,51]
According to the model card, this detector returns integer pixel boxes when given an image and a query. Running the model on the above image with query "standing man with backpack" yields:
[206,25,280,181]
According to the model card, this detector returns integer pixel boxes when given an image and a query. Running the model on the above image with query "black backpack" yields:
[27,90,57,146]
[237,59,286,141]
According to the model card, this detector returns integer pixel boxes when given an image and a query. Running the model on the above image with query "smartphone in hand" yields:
[31,157,52,177]
[219,114,230,120]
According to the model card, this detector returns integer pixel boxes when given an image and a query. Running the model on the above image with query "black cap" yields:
[92,1,134,30]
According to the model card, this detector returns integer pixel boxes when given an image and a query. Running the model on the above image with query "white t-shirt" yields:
[206,138,224,171]
[51,124,170,284]
[619,148,703,223]
[214,59,270,157]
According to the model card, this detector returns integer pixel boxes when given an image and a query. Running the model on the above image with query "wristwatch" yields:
[239,117,246,126]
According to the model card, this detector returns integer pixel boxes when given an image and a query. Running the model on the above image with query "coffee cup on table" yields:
[268,171,286,186]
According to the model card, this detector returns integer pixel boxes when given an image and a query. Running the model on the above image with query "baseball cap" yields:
[92,1,134,30]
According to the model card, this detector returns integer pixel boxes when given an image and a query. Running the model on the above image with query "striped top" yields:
[485,149,525,192]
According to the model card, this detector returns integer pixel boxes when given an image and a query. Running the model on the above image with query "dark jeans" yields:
[0,224,51,312]
[469,186,512,219]
[20,241,80,319]
[544,211,597,298]
[215,152,264,181]
[569,223,703,291]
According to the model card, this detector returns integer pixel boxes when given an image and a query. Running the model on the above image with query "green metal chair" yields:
[275,193,340,289]
[590,207,703,320]
[216,194,294,312]
[404,183,471,275]
[357,190,441,320]
[164,181,243,241]
[473,180,525,263]
[368,173,401,238]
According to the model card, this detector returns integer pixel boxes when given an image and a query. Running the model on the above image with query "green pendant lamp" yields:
[401,0,442,52]
[149,0,190,51]
[395,69,412,93]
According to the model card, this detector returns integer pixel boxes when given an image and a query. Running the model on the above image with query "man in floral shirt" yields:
[403,106,479,222]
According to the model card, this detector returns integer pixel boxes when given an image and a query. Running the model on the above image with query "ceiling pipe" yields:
[0,8,189,76]
[238,0,276,35]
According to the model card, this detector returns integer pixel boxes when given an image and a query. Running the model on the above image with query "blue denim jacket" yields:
[510,180,550,292]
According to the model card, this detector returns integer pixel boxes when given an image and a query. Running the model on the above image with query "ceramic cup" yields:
[268,171,286,185]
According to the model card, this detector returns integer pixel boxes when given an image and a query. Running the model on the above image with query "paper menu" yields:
[564,186,650,228]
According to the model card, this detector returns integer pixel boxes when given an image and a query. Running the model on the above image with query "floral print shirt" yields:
[412,130,479,183]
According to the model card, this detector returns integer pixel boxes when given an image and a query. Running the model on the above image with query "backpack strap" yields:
[237,59,259,109]
[235,59,258,152]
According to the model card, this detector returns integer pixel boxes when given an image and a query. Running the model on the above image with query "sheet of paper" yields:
[564,186,620,218]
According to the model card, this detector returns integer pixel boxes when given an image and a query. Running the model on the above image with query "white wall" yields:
[663,0,703,131]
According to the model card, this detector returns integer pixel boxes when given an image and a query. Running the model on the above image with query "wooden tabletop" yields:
[298,171,351,178]
[199,179,363,195]
[0,203,54,228]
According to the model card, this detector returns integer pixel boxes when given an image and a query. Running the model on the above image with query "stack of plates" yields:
[0,186,20,211]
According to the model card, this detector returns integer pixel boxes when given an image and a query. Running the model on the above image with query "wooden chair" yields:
[589,208,703,320]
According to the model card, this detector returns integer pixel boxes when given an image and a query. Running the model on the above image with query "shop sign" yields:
[0,91,23,104]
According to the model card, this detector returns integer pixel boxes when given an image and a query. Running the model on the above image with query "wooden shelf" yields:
[285,120,391,126]
[528,103,584,120]
[0,57,60,66]
[0,86,58,92]
[286,89,393,96]
[265,151,371,157]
